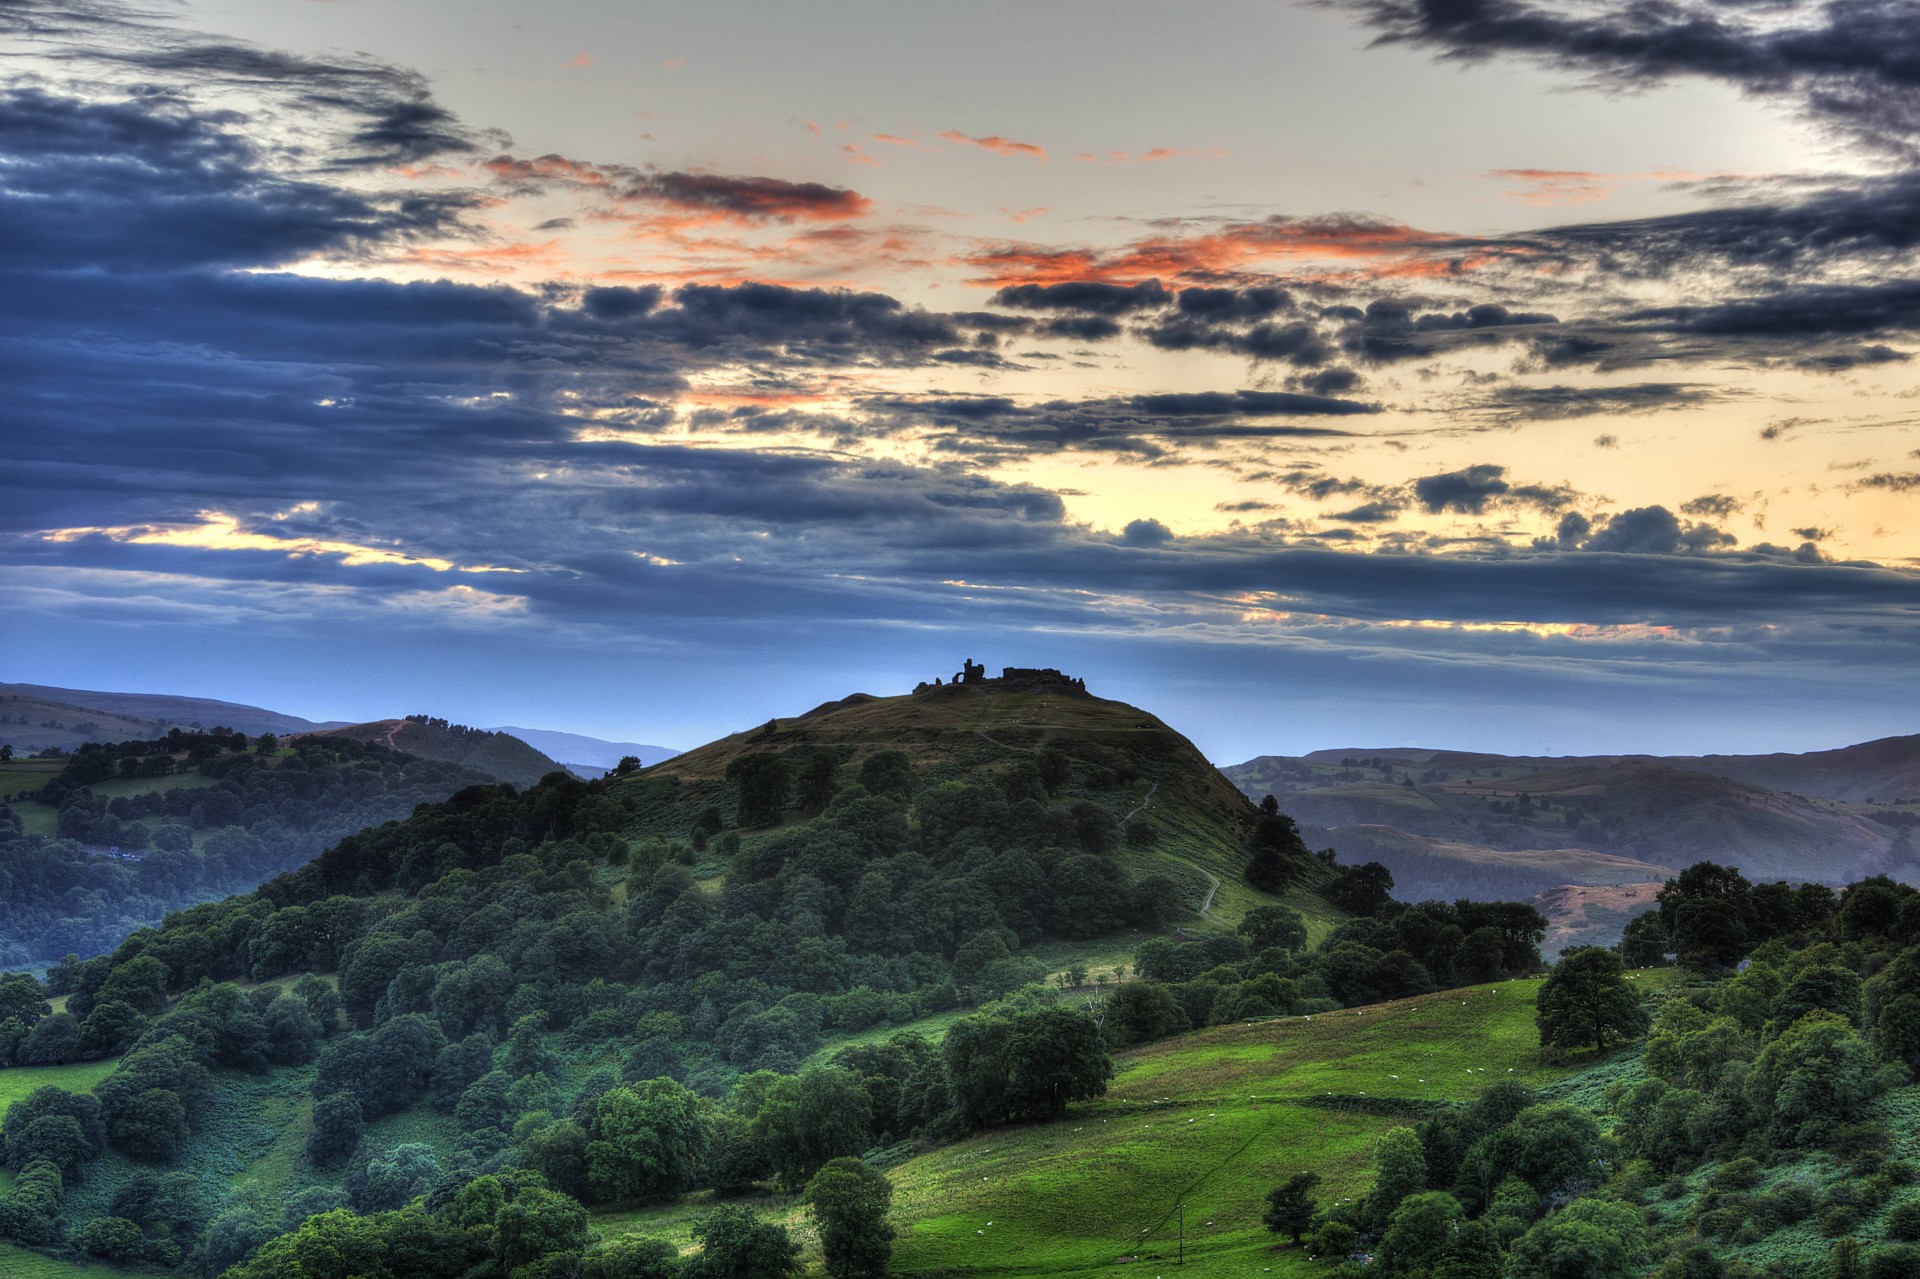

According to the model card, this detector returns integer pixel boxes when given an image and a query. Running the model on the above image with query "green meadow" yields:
[883,974,1659,1279]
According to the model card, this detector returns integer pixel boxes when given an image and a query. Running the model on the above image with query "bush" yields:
[1888,1201,1920,1242]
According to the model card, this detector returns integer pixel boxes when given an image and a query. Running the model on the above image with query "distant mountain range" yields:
[485,726,680,774]
[0,681,678,783]
[1223,735,1920,951]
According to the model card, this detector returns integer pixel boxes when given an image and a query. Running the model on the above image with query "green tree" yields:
[1365,1127,1428,1229]
[73,1215,144,1261]
[1380,1191,1463,1275]
[1263,1170,1320,1243]
[754,1066,873,1191]
[1240,905,1309,954]
[685,1204,801,1279]
[1536,947,1647,1052]
[586,1078,711,1205]
[494,1185,593,1274]
[1746,1011,1884,1146]
[1103,982,1186,1047]
[727,754,790,828]
[307,1091,365,1166]
[806,1156,895,1279]
[1507,1198,1648,1279]
[1619,911,1669,967]
[584,1233,683,1279]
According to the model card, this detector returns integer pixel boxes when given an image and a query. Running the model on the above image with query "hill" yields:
[0,683,344,753]
[0,729,496,967]
[1224,737,1920,919]
[309,717,566,789]
[0,664,1569,1279]
[489,726,680,775]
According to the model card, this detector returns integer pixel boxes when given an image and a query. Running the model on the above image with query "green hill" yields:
[308,717,566,790]
[0,668,1568,1279]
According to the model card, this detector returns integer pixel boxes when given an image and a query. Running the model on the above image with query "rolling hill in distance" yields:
[1223,735,1920,950]
[0,682,679,784]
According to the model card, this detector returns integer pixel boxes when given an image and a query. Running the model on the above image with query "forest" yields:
[0,732,493,967]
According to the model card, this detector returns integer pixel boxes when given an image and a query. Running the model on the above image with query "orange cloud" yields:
[565,52,594,68]
[1077,146,1229,165]
[937,130,1048,162]
[1486,167,1702,206]
[962,215,1480,287]
[841,143,882,167]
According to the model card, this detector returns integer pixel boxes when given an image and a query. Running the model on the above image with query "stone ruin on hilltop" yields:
[912,660,1088,695]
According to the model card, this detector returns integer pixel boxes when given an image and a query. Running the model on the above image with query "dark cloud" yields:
[1413,464,1512,514]
[1292,367,1363,397]
[632,171,872,222]
[1852,472,1920,493]
[1120,519,1175,547]
[992,280,1172,314]
[1344,0,1920,159]
[0,88,478,272]
[1328,501,1404,523]
[1682,493,1744,519]
[1175,286,1292,320]
[1476,382,1717,421]
[1582,506,1735,555]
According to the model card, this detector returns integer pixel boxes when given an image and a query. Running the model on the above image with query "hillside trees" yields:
[806,1157,895,1279]
[943,1000,1112,1129]
[1536,947,1647,1052]
[1264,1170,1321,1243]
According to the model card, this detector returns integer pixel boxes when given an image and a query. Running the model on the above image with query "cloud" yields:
[635,171,873,222]
[1852,472,1920,493]
[1681,494,1744,519]
[992,279,1172,314]
[1343,0,1920,159]
[1582,506,1735,555]
[1413,464,1512,514]
[1474,382,1717,422]
[937,130,1048,161]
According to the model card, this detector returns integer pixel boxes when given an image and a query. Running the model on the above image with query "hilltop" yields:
[307,716,566,789]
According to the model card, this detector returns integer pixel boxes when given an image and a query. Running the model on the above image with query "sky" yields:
[3,0,1919,764]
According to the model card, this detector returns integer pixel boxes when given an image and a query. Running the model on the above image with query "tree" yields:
[307,1091,364,1166]
[586,1078,711,1204]
[1379,1191,1464,1275]
[996,1004,1113,1123]
[1507,1198,1648,1279]
[1536,947,1647,1052]
[1240,905,1309,955]
[685,1204,801,1279]
[857,750,913,798]
[1619,911,1669,967]
[493,1185,593,1274]
[754,1066,873,1191]
[1325,862,1395,916]
[806,1156,895,1279]
[728,754,790,828]
[19,1011,79,1064]
[1103,982,1186,1047]
[1745,1010,1884,1146]
[1263,1171,1320,1243]
[73,1215,144,1262]
[1365,1127,1427,1229]
[584,1233,683,1279]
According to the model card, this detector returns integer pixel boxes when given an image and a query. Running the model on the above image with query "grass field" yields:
[0,1241,159,1278]
[0,1058,120,1122]
[882,975,1653,1279]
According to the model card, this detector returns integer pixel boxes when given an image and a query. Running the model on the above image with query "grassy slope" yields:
[0,1241,164,1278]
[884,974,1672,1279]
[0,1059,121,1122]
